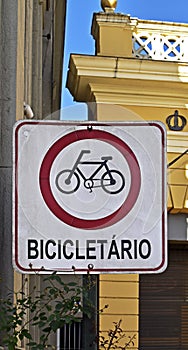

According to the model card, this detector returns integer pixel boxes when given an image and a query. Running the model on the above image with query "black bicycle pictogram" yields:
[55,150,125,195]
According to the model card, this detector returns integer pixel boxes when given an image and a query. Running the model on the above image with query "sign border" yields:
[13,120,167,274]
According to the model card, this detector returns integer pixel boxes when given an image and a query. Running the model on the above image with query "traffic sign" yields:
[13,120,167,273]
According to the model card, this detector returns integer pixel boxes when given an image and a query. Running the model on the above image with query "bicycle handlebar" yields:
[81,150,91,154]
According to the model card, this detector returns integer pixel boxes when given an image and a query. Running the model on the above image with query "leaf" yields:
[27,341,37,346]
[45,304,52,312]
[67,281,77,286]
[21,328,32,339]
[50,320,61,332]
[19,334,23,341]
[55,302,63,311]
[42,326,51,333]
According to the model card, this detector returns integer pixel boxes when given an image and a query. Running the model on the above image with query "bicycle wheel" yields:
[55,169,80,194]
[101,170,125,194]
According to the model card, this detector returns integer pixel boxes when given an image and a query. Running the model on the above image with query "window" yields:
[60,321,82,350]
[140,243,188,350]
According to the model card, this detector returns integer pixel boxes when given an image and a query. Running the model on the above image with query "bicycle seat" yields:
[101,156,112,160]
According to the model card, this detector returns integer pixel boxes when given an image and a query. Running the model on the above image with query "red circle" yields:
[39,129,141,230]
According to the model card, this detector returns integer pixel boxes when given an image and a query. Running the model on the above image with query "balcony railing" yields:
[132,32,188,61]
[92,13,188,62]
[131,19,188,62]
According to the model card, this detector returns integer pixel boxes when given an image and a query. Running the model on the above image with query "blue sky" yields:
[62,0,188,110]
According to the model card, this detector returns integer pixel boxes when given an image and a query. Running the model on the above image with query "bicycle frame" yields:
[56,149,125,195]
[66,150,114,185]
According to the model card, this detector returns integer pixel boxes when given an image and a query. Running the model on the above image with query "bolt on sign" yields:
[13,121,167,274]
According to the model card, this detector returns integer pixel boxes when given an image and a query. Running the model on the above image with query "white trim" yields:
[56,329,60,350]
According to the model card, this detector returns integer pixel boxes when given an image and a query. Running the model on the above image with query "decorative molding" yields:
[167,131,188,153]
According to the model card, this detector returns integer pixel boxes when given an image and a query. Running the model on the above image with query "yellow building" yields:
[66,6,188,350]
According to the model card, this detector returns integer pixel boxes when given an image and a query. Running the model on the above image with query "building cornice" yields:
[167,131,188,153]
[67,54,188,108]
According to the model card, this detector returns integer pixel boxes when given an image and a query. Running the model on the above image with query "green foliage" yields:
[0,273,92,350]
[0,274,136,350]
[99,319,136,350]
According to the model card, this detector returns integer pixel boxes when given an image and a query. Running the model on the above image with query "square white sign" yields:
[13,121,167,274]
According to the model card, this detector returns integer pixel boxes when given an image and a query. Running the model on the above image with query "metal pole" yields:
[82,274,99,350]
[167,149,188,168]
